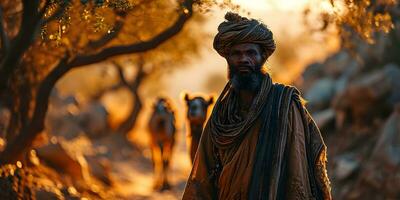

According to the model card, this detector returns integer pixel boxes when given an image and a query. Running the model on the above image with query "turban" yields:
[213,12,276,59]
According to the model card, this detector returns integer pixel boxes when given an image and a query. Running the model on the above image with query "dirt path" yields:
[104,131,192,200]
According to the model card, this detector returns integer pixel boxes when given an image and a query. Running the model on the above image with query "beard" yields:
[229,65,265,92]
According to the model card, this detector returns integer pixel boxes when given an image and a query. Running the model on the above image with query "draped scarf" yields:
[209,74,273,150]
[206,74,325,200]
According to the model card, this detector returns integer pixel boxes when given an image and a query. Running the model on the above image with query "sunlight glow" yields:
[232,0,337,13]
[233,0,310,11]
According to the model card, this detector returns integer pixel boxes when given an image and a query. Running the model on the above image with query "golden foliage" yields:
[305,0,397,45]
[0,0,238,99]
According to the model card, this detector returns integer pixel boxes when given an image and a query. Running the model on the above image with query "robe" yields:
[182,78,331,200]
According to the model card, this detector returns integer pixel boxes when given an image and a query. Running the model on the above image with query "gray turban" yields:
[213,12,276,59]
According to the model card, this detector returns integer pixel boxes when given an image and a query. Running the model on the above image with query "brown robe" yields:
[182,79,331,200]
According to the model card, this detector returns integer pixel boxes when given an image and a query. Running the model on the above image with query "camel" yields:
[148,97,176,191]
[184,93,214,163]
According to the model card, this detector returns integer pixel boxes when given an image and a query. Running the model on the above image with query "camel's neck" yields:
[189,122,204,137]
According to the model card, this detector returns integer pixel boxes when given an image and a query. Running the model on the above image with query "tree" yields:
[304,0,397,45]
[110,15,206,135]
[0,0,236,164]
[58,9,207,137]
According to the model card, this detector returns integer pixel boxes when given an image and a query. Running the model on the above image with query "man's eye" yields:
[248,50,257,55]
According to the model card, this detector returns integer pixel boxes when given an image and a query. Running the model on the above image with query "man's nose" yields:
[238,55,251,64]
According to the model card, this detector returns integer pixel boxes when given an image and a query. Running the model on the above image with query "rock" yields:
[77,102,109,138]
[85,156,113,186]
[300,62,325,91]
[356,104,400,198]
[46,91,82,140]
[302,62,324,81]
[382,63,400,106]
[35,189,63,200]
[46,115,84,140]
[334,59,363,94]
[304,78,336,111]
[35,142,85,181]
[334,153,360,181]
[332,66,397,129]
[312,109,335,130]
[50,88,79,108]
[324,51,352,78]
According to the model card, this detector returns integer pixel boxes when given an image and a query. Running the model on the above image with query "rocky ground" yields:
[297,24,400,199]
[0,90,192,200]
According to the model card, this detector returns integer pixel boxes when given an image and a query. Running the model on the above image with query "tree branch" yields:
[68,0,194,68]
[112,61,130,87]
[114,59,146,135]
[38,0,52,18]
[40,0,69,25]
[86,12,127,50]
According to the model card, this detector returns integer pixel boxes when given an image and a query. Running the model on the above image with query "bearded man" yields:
[182,12,332,200]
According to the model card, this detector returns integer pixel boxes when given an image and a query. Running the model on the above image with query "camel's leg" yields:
[151,143,163,190]
[161,138,175,191]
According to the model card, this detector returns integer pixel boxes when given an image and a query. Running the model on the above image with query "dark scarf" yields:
[208,74,324,200]
[209,74,273,150]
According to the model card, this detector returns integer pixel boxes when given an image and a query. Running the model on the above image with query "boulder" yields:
[77,102,109,138]
[355,104,400,199]
[35,189,63,200]
[46,115,84,140]
[334,153,360,181]
[382,63,400,106]
[324,51,352,78]
[46,92,82,140]
[312,108,335,131]
[300,62,325,91]
[85,156,113,186]
[304,78,336,111]
[332,65,399,129]
[35,142,85,181]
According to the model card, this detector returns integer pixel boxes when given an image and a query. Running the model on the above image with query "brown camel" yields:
[148,97,176,191]
[184,93,214,163]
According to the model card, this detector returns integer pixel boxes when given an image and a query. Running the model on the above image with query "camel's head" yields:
[184,93,214,125]
[153,97,174,116]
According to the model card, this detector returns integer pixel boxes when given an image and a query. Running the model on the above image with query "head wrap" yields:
[213,12,276,59]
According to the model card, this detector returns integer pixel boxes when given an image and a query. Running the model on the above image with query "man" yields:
[182,12,332,200]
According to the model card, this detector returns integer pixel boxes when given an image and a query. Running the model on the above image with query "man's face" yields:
[226,43,266,91]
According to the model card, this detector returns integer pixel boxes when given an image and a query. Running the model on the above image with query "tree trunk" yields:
[0,0,42,94]
[116,90,143,136]
[0,57,70,164]
[114,61,146,136]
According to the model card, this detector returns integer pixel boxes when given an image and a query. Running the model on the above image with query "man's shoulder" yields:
[272,82,299,93]
[270,82,308,108]
[271,82,302,99]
